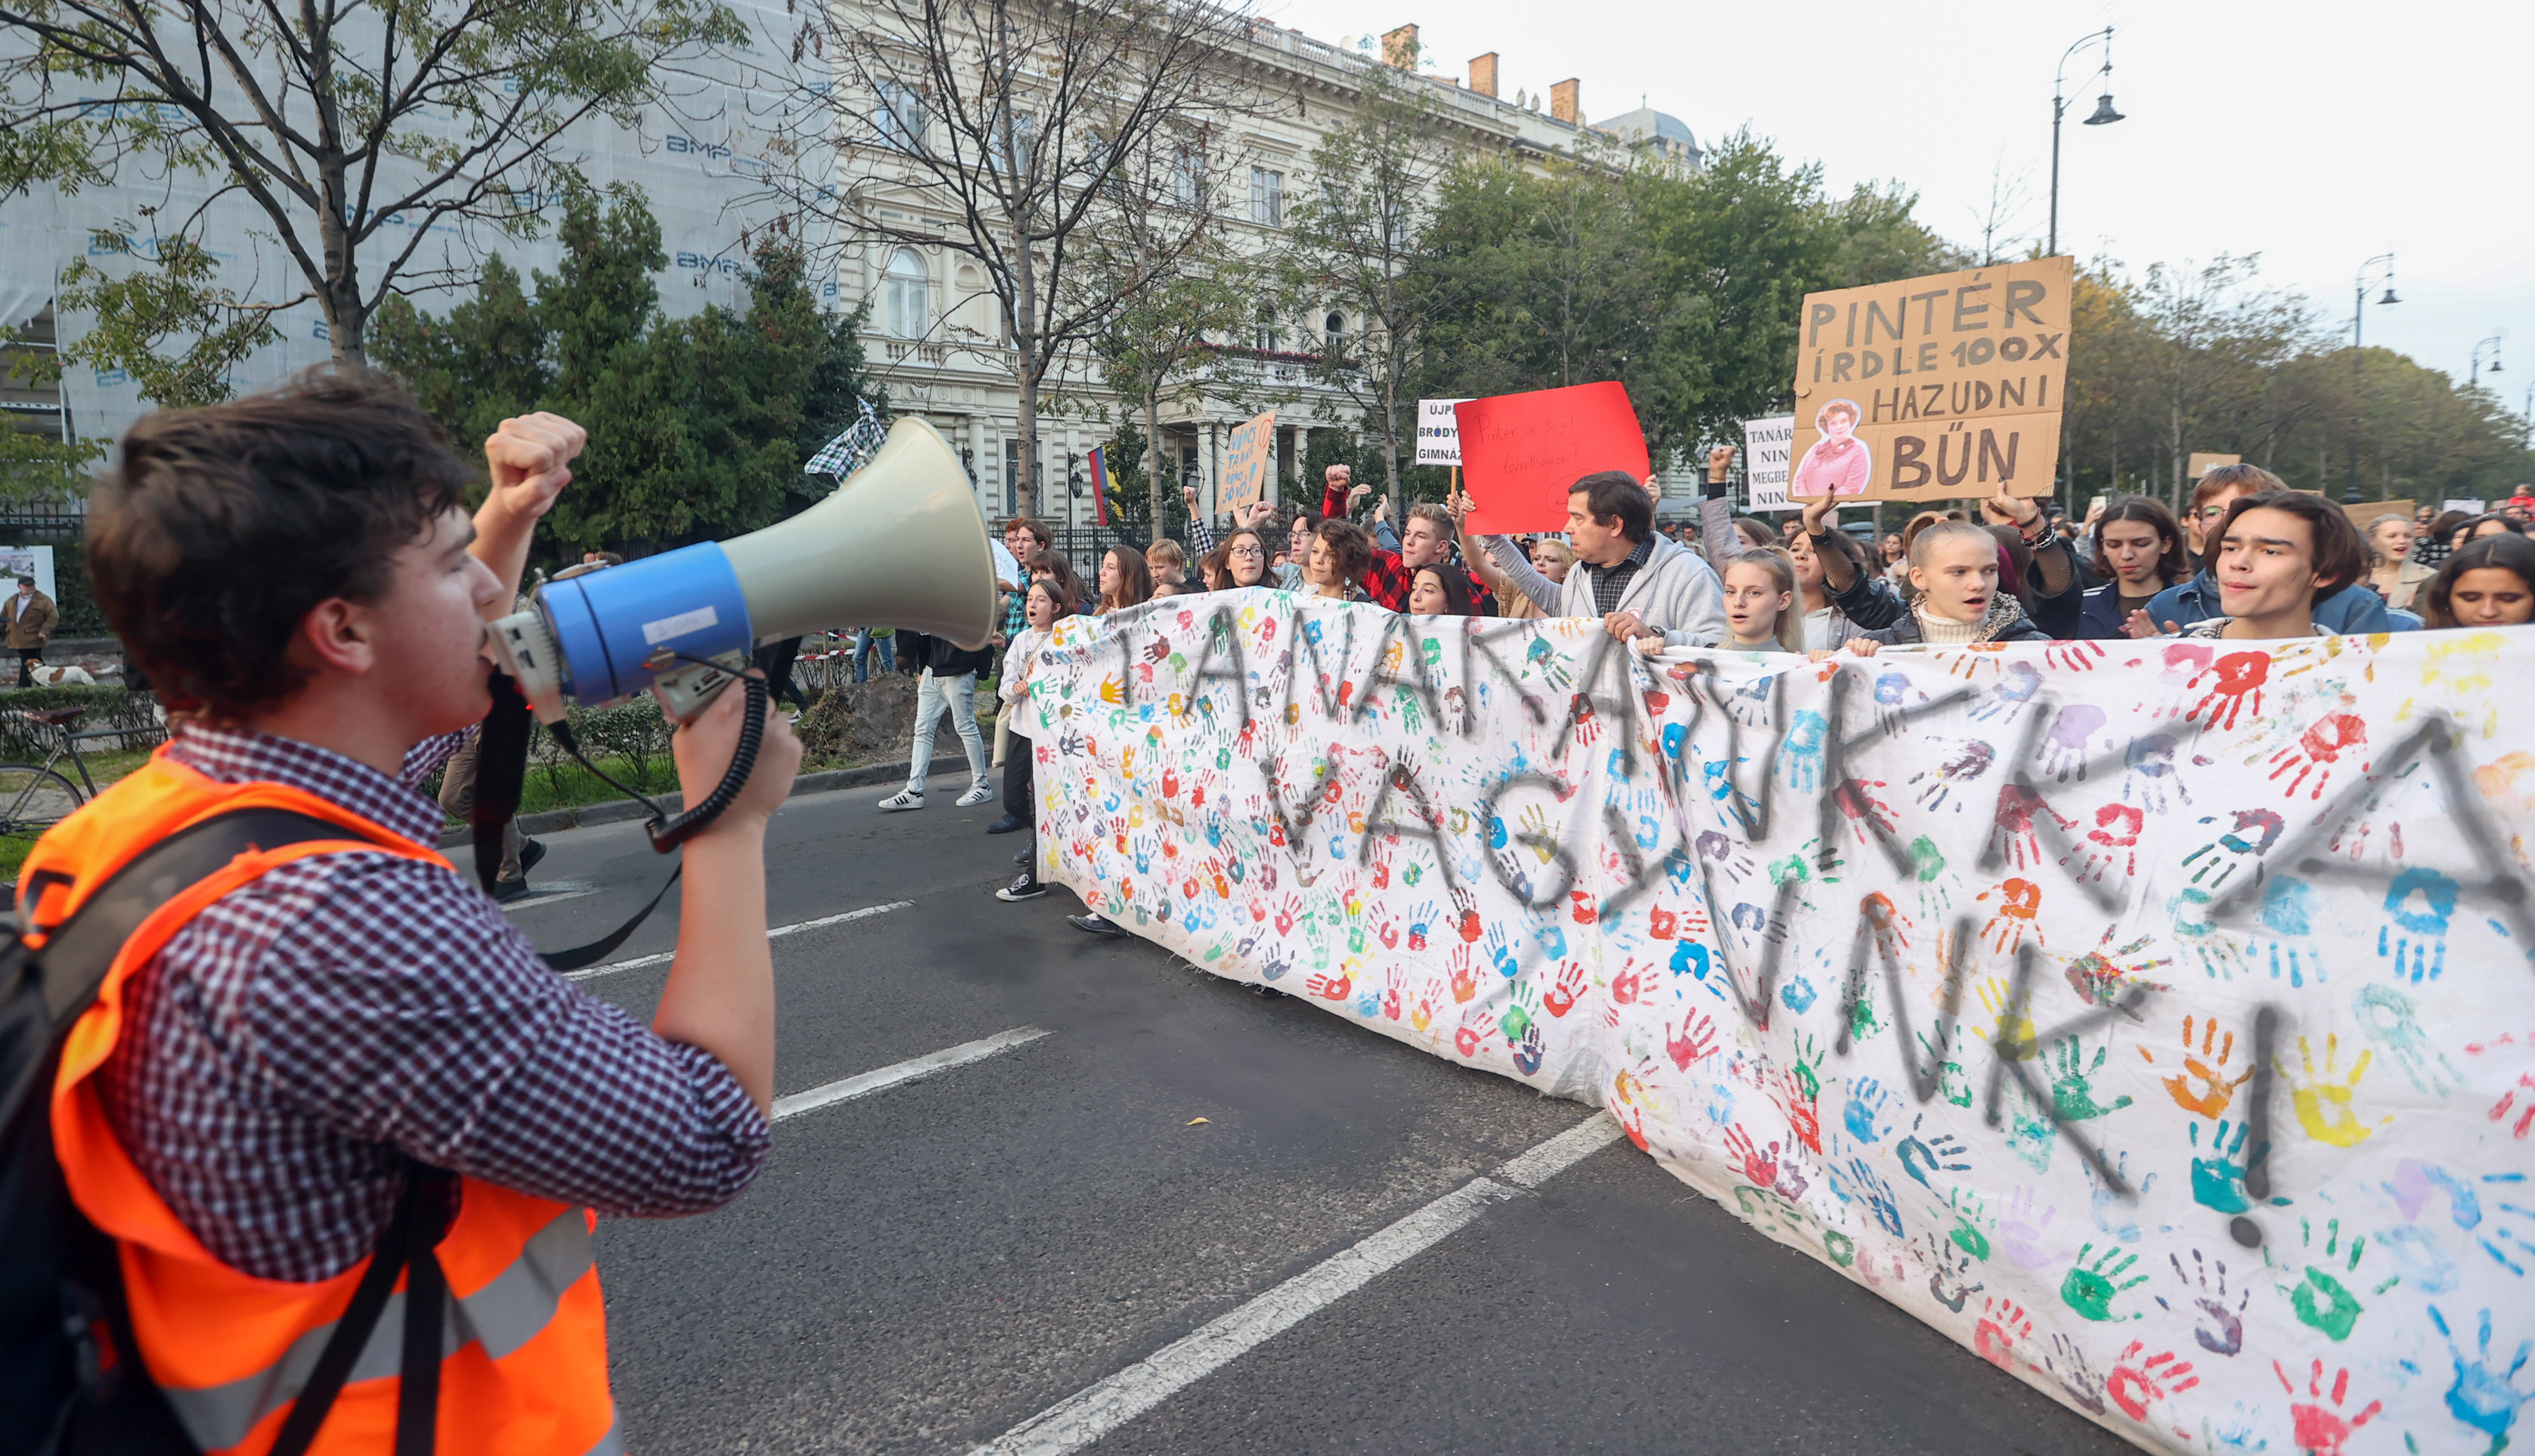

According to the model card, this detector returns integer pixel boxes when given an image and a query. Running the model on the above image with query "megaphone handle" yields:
[646,674,770,853]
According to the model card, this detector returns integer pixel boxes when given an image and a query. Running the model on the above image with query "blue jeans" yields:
[907,668,987,791]
[852,628,895,682]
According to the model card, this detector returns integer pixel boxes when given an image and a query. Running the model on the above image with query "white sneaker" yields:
[956,783,994,807]
[877,788,925,811]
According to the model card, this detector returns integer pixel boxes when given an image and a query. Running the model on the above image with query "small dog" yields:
[25,663,96,687]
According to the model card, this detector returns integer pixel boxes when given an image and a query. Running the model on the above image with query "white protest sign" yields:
[1416,398,1470,466]
[0,545,58,605]
[1743,414,1795,512]
[1026,598,2535,1455]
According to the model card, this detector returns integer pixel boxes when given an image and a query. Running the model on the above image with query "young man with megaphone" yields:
[23,370,800,1451]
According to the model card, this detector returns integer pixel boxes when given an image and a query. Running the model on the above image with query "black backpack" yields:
[0,810,457,1456]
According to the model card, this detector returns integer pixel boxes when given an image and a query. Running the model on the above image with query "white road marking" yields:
[499,881,603,911]
[973,1112,1625,1456]
[772,1026,1052,1122]
[563,900,916,981]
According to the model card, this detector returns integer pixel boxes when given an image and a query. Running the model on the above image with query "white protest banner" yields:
[1024,596,2535,1455]
[1743,414,1795,512]
[1415,398,1470,466]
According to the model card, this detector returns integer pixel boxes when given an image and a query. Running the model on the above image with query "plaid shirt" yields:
[1582,536,1655,615]
[95,724,770,1282]
[1309,481,1493,613]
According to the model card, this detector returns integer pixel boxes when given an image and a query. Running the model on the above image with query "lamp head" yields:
[2379,287,2401,306]
[2084,93,2124,125]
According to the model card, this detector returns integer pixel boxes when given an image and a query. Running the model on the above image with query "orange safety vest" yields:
[28,748,621,1455]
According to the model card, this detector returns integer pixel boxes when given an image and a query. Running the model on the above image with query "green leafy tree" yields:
[0,325,106,503]
[1278,57,1463,512]
[54,234,279,407]
[369,256,551,452]
[1,0,744,368]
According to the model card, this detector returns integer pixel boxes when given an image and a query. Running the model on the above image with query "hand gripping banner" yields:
[1022,590,2535,1454]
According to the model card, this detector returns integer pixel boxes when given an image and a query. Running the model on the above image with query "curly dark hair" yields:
[1312,519,1374,587]
[87,368,473,721]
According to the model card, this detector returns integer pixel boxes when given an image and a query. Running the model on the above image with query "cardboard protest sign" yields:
[1027,596,2535,1456]
[1742,415,1794,511]
[1415,398,1470,466]
[1790,256,2071,502]
[2341,497,2414,531]
[2186,451,2240,479]
[1454,383,1649,534]
[1218,409,1277,512]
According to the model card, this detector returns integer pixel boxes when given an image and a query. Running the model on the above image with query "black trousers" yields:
[17,647,40,687]
[1004,733,1035,878]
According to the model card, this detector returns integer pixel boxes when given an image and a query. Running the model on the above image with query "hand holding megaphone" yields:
[487,416,996,849]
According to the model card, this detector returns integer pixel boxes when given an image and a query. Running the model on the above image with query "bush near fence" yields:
[0,685,166,759]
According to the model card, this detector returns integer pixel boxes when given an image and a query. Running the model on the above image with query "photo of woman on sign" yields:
[1791,398,1872,497]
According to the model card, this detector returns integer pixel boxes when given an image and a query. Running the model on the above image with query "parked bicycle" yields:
[0,706,121,842]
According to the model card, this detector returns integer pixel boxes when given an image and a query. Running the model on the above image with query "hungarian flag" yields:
[1086,445,1111,526]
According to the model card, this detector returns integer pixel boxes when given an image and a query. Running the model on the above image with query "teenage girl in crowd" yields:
[1832,520,2050,655]
[1199,525,1275,592]
[1289,519,1373,602]
[1640,550,1800,656]
[2361,513,2434,612]
[2421,533,2535,627]
[1783,503,1899,649]
[996,576,1077,903]
[1406,563,1479,616]
[2076,497,2192,638]
[1096,545,1154,615]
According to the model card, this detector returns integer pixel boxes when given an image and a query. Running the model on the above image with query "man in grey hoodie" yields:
[1474,471,1728,647]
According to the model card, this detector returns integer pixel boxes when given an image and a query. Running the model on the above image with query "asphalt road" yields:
[500,770,2137,1455]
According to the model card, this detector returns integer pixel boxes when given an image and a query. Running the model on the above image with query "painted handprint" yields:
[1895,1115,1973,1189]
[1974,977,2041,1062]
[1920,1231,1985,1313]
[2155,1249,2248,1356]
[2041,1333,2110,1417]
[1721,1123,1780,1191]
[1665,1011,1719,1070]
[1968,661,2044,723]
[1991,783,2079,871]
[1840,1155,1904,1237]
[2038,702,2107,781]
[2189,1117,2269,1216]
[2061,1241,2148,1321]
[1944,1186,1995,1261]
[2180,807,2287,891]
[2000,1186,2062,1272]
[2429,1305,2535,1455]
[2378,866,2459,983]
[1842,1076,1895,1144]
[2084,1151,2155,1241]
[2044,639,2109,672]
[1974,1295,2035,1370]
[2271,1359,2380,1456]
[1977,878,2045,953]
[2281,1216,2369,1342]
[2068,802,2143,883]
[1830,776,1898,846]
[2106,1341,2201,1423]
[2281,1033,2391,1148]
[1542,960,1589,1018]
[2046,1035,2134,1122]
[2267,710,2367,801]
[2121,731,2191,813]
[2188,649,2272,730]
[1780,708,1827,792]
[2354,984,2463,1095]
[1909,739,1995,812]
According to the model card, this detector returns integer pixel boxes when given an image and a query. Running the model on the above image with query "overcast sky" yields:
[1263,0,2532,413]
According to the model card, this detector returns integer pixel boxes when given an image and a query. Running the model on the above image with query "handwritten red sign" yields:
[1454,383,1650,534]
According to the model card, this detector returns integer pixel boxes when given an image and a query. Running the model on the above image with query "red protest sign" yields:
[1453,383,1650,534]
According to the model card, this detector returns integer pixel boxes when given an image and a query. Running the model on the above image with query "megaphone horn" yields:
[491,417,999,723]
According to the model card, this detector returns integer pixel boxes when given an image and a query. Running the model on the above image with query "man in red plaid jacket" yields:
[1318,466,1493,614]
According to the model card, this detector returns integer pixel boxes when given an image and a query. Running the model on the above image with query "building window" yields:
[1323,309,1347,355]
[992,111,1034,174]
[1253,306,1277,353]
[884,249,929,339]
[875,82,925,152]
[1249,168,1282,226]
[1172,147,1206,208]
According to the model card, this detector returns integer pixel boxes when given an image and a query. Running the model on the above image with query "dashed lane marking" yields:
[562,900,917,981]
[772,1026,1053,1122]
[972,1112,1625,1455]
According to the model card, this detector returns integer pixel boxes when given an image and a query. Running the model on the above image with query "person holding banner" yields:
[1470,472,1726,647]
[2421,533,2535,627]
[2140,463,2400,637]
[1784,494,1901,649]
[2173,491,2370,641]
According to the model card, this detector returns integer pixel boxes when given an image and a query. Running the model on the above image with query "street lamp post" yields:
[2348,253,2399,503]
[2471,332,2506,392]
[2049,26,2124,258]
